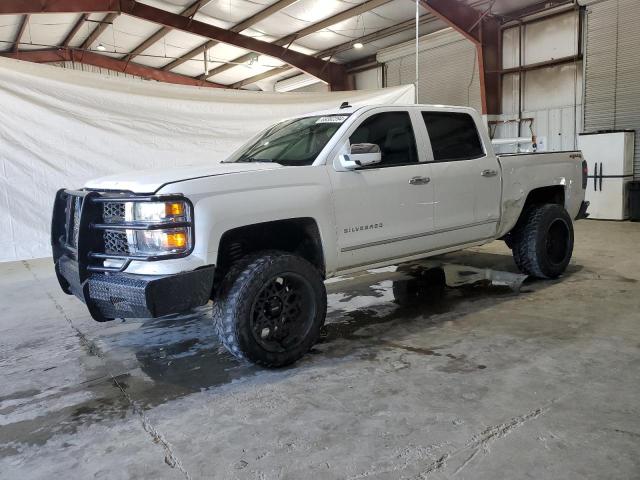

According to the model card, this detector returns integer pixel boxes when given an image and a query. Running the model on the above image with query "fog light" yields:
[166,231,187,249]
[132,228,190,255]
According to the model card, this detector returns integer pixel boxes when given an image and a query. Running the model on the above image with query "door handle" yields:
[481,169,498,177]
[599,162,603,192]
[409,176,430,185]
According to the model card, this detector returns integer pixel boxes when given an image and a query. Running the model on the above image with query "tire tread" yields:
[212,251,326,367]
[511,204,573,279]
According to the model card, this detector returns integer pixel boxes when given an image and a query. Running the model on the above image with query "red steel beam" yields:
[81,12,118,49]
[498,0,575,23]
[123,0,209,62]
[201,0,390,81]
[1,48,226,88]
[0,0,347,88]
[0,1,119,14]
[13,14,30,51]
[61,13,88,46]
[419,0,500,114]
[120,0,344,85]
[161,0,298,71]
[477,16,500,115]
[418,0,480,44]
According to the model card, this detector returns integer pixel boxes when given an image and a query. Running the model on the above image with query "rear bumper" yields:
[56,256,214,321]
[575,201,590,220]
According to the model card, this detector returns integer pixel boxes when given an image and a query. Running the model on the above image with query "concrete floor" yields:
[1,220,639,480]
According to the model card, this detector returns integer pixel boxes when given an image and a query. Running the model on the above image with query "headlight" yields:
[131,228,191,255]
[119,200,192,256]
[128,201,188,223]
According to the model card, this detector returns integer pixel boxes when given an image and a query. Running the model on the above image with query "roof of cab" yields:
[298,103,478,119]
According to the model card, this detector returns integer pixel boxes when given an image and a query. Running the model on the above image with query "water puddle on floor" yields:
[320,261,527,344]
[2,258,526,448]
[90,261,526,403]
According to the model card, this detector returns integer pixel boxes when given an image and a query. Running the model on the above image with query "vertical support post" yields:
[418,0,502,115]
[415,0,420,103]
[478,16,501,115]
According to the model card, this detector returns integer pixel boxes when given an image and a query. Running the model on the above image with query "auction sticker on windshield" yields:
[316,116,348,124]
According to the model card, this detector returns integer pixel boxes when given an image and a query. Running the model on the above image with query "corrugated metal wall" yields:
[497,11,582,154]
[49,61,143,80]
[584,0,640,178]
[379,29,481,112]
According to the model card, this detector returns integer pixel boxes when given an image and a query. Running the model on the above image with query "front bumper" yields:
[56,256,214,321]
[52,188,213,321]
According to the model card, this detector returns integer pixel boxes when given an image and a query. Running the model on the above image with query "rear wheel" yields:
[511,204,574,279]
[213,251,326,367]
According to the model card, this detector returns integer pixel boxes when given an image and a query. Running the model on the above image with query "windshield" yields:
[227,114,350,166]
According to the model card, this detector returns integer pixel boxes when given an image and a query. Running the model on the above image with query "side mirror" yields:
[338,143,382,170]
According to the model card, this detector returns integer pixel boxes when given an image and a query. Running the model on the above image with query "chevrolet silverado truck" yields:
[52,104,589,367]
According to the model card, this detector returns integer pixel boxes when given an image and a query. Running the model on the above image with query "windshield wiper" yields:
[235,157,273,163]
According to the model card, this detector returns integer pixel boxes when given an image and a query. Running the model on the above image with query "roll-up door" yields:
[377,28,481,113]
[583,0,640,178]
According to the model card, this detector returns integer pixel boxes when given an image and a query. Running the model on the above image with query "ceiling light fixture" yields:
[353,42,364,50]
[96,43,106,51]
[248,53,259,67]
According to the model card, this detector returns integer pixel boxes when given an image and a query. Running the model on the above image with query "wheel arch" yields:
[500,185,567,239]
[214,217,326,288]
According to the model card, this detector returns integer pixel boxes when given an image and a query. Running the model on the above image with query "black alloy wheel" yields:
[250,273,316,353]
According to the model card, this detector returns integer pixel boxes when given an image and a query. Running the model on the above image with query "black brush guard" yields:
[52,189,214,322]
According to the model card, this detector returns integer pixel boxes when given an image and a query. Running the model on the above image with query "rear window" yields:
[421,112,484,161]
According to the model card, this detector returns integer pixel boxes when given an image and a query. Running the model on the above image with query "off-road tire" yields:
[511,204,574,279]
[212,250,326,367]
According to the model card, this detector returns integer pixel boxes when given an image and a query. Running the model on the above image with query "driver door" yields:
[327,109,436,270]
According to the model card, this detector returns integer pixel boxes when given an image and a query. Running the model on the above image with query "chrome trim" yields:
[340,220,497,252]
[409,176,431,185]
[338,236,495,271]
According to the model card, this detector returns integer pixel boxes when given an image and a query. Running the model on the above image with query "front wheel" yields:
[511,204,574,279]
[213,251,326,367]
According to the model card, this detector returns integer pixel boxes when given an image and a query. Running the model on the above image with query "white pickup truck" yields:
[52,104,589,366]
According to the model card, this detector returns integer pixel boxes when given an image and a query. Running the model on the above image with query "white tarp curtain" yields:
[0,58,414,262]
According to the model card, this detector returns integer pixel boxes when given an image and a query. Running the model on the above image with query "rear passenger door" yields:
[420,110,501,245]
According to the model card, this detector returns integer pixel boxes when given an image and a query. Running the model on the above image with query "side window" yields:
[421,112,485,161]
[350,112,418,166]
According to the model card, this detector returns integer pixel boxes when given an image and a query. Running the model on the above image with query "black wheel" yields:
[392,266,446,306]
[503,233,514,250]
[213,251,326,367]
[511,204,574,279]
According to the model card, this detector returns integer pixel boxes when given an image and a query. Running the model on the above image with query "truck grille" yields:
[71,197,82,248]
[52,189,191,276]
[103,231,130,255]
[101,202,129,255]
[103,202,126,223]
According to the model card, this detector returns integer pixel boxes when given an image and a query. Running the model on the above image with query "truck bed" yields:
[496,150,584,237]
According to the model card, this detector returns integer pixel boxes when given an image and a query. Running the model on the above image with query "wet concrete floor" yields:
[1,220,639,479]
